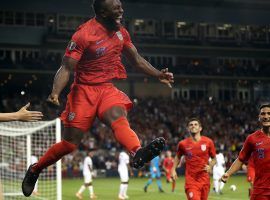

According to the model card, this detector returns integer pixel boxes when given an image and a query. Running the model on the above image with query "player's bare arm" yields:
[47,56,78,106]
[0,103,43,122]
[221,158,243,183]
[171,155,180,180]
[204,157,217,173]
[123,45,174,88]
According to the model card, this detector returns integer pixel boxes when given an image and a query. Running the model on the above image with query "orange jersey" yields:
[65,18,133,84]
[239,130,270,195]
[177,136,216,188]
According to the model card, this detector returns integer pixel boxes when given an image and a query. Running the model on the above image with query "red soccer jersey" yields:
[64,18,133,84]
[163,157,174,170]
[239,130,270,195]
[177,136,216,188]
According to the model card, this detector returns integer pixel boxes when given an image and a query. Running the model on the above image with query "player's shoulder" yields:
[202,136,214,143]
[74,18,99,39]
[247,130,263,140]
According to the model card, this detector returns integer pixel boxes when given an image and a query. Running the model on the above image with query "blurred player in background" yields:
[212,149,225,194]
[162,150,175,192]
[76,150,97,199]
[22,0,173,197]
[144,155,164,193]
[118,150,133,200]
[172,118,216,200]
[0,103,43,199]
[221,104,270,200]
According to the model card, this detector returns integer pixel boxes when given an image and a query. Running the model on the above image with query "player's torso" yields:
[83,156,92,173]
[164,158,174,169]
[215,153,224,168]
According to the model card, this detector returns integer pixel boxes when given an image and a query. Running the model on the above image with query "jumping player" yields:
[22,0,173,197]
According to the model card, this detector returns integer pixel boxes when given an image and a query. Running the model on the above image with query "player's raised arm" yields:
[123,45,174,88]
[0,103,43,122]
[47,56,78,106]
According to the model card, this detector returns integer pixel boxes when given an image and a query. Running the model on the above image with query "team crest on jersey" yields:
[116,31,123,41]
[201,144,207,151]
[68,112,76,121]
[96,47,106,57]
[67,41,77,51]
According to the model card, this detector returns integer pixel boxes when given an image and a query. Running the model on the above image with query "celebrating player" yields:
[221,104,270,200]
[22,0,173,197]
[118,150,133,200]
[162,150,175,192]
[172,118,217,200]
[212,149,225,194]
[144,155,164,193]
[76,150,97,199]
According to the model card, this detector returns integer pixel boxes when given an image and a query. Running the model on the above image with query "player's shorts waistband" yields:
[74,81,113,86]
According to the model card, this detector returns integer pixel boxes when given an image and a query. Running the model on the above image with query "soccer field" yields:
[63,175,249,200]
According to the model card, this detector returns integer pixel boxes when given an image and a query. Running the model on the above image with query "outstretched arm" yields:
[47,56,78,106]
[0,103,43,122]
[123,45,174,88]
[221,158,243,183]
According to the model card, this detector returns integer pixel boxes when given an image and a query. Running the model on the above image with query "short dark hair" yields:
[260,103,270,110]
[187,117,202,126]
[92,0,107,15]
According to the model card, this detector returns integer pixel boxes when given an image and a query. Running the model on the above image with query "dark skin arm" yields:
[123,45,174,88]
[47,56,78,105]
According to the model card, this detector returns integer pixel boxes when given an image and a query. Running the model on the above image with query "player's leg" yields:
[185,188,201,200]
[144,173,155,192]
[22,85,97,197]
[200,184,210,200]
[172,179,176,192]
[119,169,129,199]
[156,171,164,192]
[99,86,165,169]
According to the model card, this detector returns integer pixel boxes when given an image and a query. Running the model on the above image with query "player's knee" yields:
[103,106,127,125]
[84,182,92,187]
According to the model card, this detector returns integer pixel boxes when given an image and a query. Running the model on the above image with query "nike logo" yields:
[256,142,263,146]
[96,40,104,45]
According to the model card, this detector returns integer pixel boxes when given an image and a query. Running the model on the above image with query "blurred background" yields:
[0,0,270,179]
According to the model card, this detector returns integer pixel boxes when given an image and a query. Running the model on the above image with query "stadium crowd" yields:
[0,94,261,177]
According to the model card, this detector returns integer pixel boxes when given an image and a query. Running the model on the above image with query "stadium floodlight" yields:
[0,119,62,200]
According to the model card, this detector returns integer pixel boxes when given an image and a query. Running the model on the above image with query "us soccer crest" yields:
[116,31,123,41]
[68,112,76,121]
[67,41,77,51]
[201,144,207,151]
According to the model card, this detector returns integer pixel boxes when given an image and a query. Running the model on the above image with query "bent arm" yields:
[51,56,78,96]
[123,45,161,78]
[226,158,243,176]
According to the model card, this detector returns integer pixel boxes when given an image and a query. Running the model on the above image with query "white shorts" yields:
[118,168,129,182]
[83,172,93,183]
[213,166,225,180]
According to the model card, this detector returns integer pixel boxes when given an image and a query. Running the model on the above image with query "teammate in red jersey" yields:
[221,104,270,200]
[22,0,173,197]
[172,118,217,200]
[162,150,176,192]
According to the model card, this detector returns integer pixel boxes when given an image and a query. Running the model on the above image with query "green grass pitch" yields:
[63,175,250,200]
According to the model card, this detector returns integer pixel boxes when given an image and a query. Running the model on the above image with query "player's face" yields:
[259,107,270,127]
[187,120,202,134]
[102,0,124,31]
[166,151,172,157]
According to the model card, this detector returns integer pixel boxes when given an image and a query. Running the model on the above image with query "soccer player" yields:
[212,149,225,194]
[118,150,133,200]
[0,103,43,199]
[162,150,176,192]
[0,103,43,122]
[76,150,97,199]
[221,104,270,200]
[144,155,164,193]
[22,0,173,197]
[172,118,217,200]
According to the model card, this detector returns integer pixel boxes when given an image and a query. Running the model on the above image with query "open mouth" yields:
[115,15,122,25]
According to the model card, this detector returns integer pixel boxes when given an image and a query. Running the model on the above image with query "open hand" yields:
[17,103,43,122]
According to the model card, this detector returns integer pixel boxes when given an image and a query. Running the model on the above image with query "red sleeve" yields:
[209,139,216,158]
[64,27,88,61]
[121,27,134,49]
[239,135,253,163]
[177,142,184,159]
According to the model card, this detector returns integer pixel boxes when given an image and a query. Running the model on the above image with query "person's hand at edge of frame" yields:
[158,68,174,88]
[46,94,60,108]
